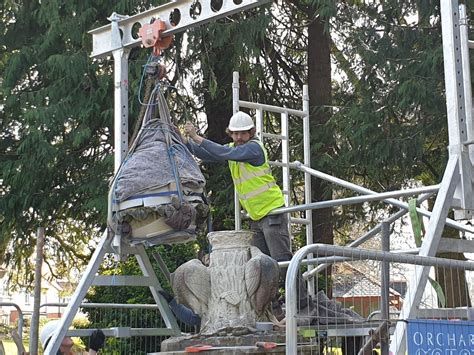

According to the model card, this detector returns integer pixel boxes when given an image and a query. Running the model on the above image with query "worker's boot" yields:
[316,290,364,322]
[296,299,318,326]
[316,290,341,311]
[341,308,365,322]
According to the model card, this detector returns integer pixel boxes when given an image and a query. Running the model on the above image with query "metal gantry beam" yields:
[443,1,474,215]
[89,0,271,58]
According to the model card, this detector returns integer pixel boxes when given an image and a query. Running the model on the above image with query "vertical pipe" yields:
[460,4,473,163]
[17,308,24,355]
[30,227,45,355]
[442,0,465,147]
[255,108,263,141]
[232,72,241,230]
[281,112,291,250]
[286,247,306,355]
[458,4,474,214]
[381,222,390,355]
[111,14,129,173]
[113,48,129,173]
[302,84,314,295]
[281,112,290,206]
[112,46,129,253]
[110,15,129,254]
[232,71,240,114]
[440,0,472,213]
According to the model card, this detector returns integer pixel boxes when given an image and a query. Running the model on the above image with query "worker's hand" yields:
[89,329,105,352]
[159,289,174,303]
[184,122,198,140]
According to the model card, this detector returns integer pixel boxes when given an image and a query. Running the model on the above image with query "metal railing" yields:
[0,302,24,355]
[38,302,197,354]
[285,244,474,354]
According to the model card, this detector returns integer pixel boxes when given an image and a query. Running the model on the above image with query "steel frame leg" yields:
[389,155,460,354]
[45,230,180,355]
[134,244,180,331]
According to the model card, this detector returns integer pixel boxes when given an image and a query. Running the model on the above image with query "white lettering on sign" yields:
[409,321,474,354]
[427,332,434,346]
[447,333,456,346]
[437,333,444,346]
[411,332,474,350]
[415,349,474,354]
[414,331,424,345]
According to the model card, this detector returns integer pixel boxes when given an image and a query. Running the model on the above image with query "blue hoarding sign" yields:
[407,319,474,354]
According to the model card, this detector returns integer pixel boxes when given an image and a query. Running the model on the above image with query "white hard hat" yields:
[228,111,254,131]
[40,320,60,348]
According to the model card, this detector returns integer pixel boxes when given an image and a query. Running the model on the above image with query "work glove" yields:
[158,289,174,303]
[89,329,105,352]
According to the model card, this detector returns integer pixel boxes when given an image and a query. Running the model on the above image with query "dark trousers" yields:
[250,213,309,308]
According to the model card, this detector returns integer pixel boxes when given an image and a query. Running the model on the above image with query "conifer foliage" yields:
[0,0,138,285]
[0,0,468,293]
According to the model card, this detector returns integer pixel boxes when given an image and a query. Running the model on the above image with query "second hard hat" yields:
[40,320,60,348]
[228,111,254,131]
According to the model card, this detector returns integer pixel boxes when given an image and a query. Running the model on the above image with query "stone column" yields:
[200,231,256,334]
[171,230,279,335]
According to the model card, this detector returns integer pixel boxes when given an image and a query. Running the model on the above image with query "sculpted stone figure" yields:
[172,259,211,316]
[171,230,279,334]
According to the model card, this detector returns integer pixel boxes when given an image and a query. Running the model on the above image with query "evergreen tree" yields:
[0,0,160,286]
[1,0,470,311]
[184,1,336,251]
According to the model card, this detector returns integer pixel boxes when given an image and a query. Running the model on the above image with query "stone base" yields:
[152,330,321,354]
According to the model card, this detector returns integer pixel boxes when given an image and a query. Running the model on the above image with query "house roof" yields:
[332,264,402,298]
[334,274,383,297]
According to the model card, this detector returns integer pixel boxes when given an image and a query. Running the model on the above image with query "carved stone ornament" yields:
[171,230,279,334]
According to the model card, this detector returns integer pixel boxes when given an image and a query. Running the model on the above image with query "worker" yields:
[183,111,316,319]
[39,320,105,355]
[158,289,201,326]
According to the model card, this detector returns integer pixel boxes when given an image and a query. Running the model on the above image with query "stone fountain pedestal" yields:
[158,231,304,353]
[201,230,261,333]
[158,329,320,354]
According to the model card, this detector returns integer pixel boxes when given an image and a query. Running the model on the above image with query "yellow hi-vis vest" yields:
[228,140,284,221]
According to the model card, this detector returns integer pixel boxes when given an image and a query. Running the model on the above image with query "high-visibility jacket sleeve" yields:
[187,139,264,166]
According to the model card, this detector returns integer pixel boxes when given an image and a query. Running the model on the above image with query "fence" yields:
[285,243,474,355]
[0,300,198,354]
[2,246,472,355]
[37,302,197,354]
[0,302,24,355]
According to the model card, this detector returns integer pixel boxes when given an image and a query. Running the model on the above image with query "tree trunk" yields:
[199,36,238,231]
[307,7,334,295]
[201,37,237,145]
